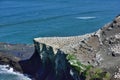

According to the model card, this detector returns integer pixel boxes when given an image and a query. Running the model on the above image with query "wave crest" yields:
[76,16,96,20]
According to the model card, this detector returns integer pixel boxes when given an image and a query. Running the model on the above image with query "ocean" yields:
[0,0,120,80]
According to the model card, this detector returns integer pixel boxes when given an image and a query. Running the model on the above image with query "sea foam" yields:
[0,65,31,80]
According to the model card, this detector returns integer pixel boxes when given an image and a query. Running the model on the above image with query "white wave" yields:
[0,65,31,80]
[76,16,96,20]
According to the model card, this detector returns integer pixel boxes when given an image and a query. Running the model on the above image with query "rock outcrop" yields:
[0,15,120,80]
[19,42,81,80]
[0,52,22,72]
[32,15,120,79]
[0,43,34,72]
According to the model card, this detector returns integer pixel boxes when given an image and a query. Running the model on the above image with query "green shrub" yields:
[66,54,110,80]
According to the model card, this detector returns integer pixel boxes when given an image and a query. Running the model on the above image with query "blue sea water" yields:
[0,0,120,44]
[0,0,120,80]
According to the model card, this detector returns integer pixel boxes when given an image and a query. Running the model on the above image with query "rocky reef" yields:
[0,15,120,80]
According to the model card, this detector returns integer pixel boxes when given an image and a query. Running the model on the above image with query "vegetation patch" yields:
[67,54,110,80]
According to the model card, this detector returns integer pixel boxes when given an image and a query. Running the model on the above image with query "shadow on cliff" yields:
[18,43,81,80]
[19,50,80,80]
[19,50,42,77]
[18,43,55,80]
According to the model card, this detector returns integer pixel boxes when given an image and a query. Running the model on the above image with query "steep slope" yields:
[33,15,120,79]
[0,15,120,80]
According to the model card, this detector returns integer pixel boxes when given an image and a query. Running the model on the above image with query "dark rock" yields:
[18,41,80,80]
[54,50,75,80]
[0,52,22,72]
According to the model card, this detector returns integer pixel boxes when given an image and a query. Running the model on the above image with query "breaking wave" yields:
[0,65,31,80]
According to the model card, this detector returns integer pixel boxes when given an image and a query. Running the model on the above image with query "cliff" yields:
[34,15,120,70]
[32,15,120,79]
[0,15,120,80]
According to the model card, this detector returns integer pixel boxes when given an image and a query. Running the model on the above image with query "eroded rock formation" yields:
[19,42,80,80]
[0,15,120,80]
[32,15,120,79]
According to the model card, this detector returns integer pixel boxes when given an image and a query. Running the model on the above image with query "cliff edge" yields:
[0,15,120,80]
[33,15,120,79]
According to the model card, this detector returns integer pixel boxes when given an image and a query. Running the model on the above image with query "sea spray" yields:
[0,65,32,80]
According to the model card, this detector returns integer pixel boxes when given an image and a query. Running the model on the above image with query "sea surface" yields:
[0,0,120,44]
[0,0,120,80]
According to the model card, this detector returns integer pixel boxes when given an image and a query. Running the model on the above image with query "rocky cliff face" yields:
[0,15,120,80]
[32,15,120,79]
[19,42,80,80]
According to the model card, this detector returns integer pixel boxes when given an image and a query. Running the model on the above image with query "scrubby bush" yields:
[66,54,110,80]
